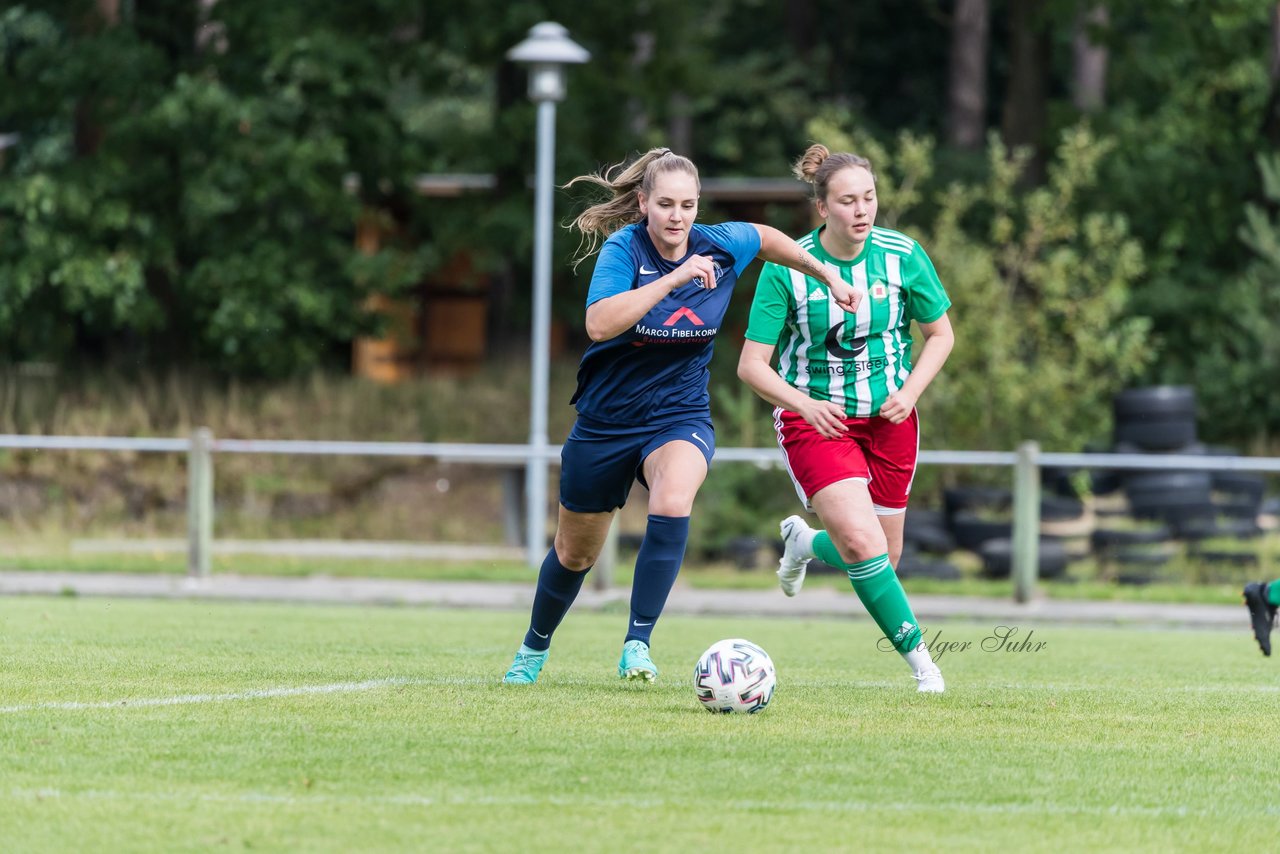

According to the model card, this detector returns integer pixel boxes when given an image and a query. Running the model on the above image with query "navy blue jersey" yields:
[569,222,762,426]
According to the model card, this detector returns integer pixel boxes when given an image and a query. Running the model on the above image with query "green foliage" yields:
[799,117,1152,452]
[0,3,429,377]
[1,0,1278,448]
[1084,1,1275,438]
[1228,152,1280,438]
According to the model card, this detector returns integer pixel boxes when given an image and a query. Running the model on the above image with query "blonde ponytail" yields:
[564,148,700,266]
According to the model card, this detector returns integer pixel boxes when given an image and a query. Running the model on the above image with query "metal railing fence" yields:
[2,432,1278,603]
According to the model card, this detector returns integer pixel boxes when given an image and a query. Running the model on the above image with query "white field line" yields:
[8,787,1280,820]
[5,675,1279,716]
[0,677,432,714]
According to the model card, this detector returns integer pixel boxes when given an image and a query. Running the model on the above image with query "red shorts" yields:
[773,407,920,514]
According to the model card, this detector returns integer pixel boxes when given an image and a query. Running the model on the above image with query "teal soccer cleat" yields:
[618,639,658,682]
[503,644,549,684]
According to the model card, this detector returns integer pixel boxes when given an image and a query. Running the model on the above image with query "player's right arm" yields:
[737,262,848,438]
[584,237,716,342]
[738,341,848,439]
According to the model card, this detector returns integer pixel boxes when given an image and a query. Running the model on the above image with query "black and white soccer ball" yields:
[693,638,776,714]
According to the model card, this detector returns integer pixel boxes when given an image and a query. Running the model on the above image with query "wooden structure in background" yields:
[352,174,810,384]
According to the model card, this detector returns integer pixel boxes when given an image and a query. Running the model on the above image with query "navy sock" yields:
[625,514,689,645]
[523,548,590,651]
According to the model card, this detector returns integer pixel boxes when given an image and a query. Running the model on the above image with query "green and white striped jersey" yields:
[745,225,951,417]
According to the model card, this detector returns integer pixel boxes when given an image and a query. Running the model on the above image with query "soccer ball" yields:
[693,638,776,714]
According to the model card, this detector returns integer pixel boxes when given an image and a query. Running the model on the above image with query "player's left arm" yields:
[752,224,860,314]
[879,312,954,424]
[879,243,955,424]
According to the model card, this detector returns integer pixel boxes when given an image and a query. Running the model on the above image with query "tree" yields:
[1088,0,1274,439]
[1261,1,1280,144]
[947,0,990,150]
[0,1,429,377]
[1000,0,1052,181]
[1072,4,1109,112]
[1232,152,1280,439]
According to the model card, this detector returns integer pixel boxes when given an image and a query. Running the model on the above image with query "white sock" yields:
[797,526,817,558]
[900,645,936,673]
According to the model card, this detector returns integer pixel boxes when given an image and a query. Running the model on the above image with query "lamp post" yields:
[507,23,590,567]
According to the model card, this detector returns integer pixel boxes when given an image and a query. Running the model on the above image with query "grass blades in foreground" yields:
[0,598,1275,851]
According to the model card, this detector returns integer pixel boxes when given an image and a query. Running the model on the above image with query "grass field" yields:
[0,543,1264,606]
[1,597,1275,852]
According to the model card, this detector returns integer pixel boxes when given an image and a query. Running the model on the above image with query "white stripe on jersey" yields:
[871,228,914,254]
[871,235,913,252]
[883,252,907,393]
[850,261,871,337]
[848,261,872,416]
[823,274,850,411]
[789,267,809,305]
[779,267,804,371]
[885,253,904,330]
[780,268,820,401]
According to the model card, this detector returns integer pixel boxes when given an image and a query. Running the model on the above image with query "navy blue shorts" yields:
[559,415,716,514]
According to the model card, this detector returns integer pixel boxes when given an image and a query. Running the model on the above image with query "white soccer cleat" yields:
[777,515,814,598]
[913,665,945,693]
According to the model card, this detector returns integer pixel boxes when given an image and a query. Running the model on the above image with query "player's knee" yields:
[646,481,698,517]
[553,538,598,571]
[648,496,695,517]
[833,525,888,563]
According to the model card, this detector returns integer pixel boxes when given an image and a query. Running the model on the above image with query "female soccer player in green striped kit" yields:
[1243,580,1280,655]
[737,144,955,692]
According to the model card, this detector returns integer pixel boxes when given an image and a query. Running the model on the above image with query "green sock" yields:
[813,533,921,653]
[1268,580,1280,607]
[813,531,846,569]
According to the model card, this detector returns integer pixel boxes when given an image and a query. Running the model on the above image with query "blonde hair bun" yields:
[792,144,831,183]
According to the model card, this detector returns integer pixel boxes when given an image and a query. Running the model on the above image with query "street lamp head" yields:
[506,22,590,103]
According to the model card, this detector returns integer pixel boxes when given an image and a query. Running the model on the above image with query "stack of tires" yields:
[898,509,960,580]
[1113,386,1198,450]
[1183,446,1266,572]
[1087,386,1202,580]
[1112,387,1212,535]
[1096,385,1266,580]
[944,486,1012,551]
[942,486,1072,580]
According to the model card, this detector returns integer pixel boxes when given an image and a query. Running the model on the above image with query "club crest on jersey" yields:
[692,261,724,289]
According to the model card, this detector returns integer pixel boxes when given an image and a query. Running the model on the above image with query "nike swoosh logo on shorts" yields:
[639,266,658,275]
[691,432,710,450]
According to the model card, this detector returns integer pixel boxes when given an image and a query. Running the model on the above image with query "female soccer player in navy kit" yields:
[503,147,859,684]
[738,144,955,692]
